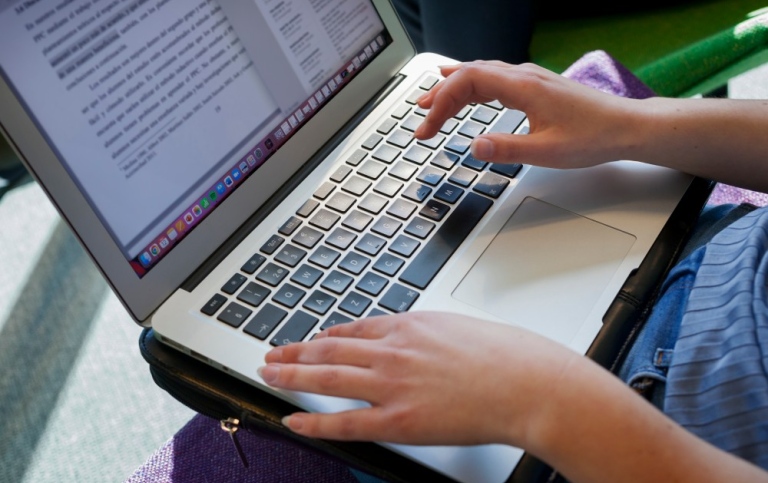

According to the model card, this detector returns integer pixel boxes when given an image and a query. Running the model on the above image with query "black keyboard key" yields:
[461,154,488,171]
[273,283,307,308]
[400,115,423,133]
[309,208,341,231]
[291,264,324,288]
[256,262,290,287]
[445,135,471,154]
[372,144,400,164]
[488,109,526,134]
[237,282,271,308]
[308,245,340,268]
[386,199,417,220]
[361,133,383,150]
[402,145,431,165]
[470,106,498,125]
[434,183,464,204]
[358,160,387,180]
[458,120,486,139]
[390,104,411,120]
[387,129,413,149]
[327,227,358,250]
[244,304,286,340]
[489,163,523,178]
[399,192,492,289]
[377,118,397,135]
[339,291,372,317]
[325,192,356,213]
[355,233,387,256]
[378,283,419,313]
[342,210,374,232]
[296,198,319,218]
[330,165,353,183]
[320,311,354,330]
[278,216,302,236]
[405,89,424,104]
[302,290,337,316]
[439,118,459,135]
[453,105,471,120]
[389,161,418,181]
[373,253,405,276]
[402,182,432,203]
[404,217,436,239]
[345,149,368,166]
[338,252,371,275]
[389,234,420,258]
[356,272,389,296]
[416,134,445,150]
[474,172,510,199]
[270,311,318,346]
[373,177,403,197]
[367,308,389,317]
[430,151,459,170]
[221,273,247,295]
[274,244,307,268]
[241,253,266,275]
[217,302,253,328]
[342,176,372,196]
[321,270,354,294]
[293,226,323,249]
[419,199,451,221]
[359,193,389,214]
[448,167,477,187]
[260,234,284,255]
[371,215,402,238]
[201,293,227,316]
[313,181,336,200]
[419,76,439,90]
[484,100,504,110]
[417,166,445,186]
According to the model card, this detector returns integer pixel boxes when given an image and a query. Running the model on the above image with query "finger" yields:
[258,363,381,401]
[470,132,539,164]
[416,64,522,139]
[266,336,379,367]
[282,406,393,441]
[321,314,394,340]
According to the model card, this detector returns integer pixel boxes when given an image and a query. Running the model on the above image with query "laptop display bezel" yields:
[0,0,415,323]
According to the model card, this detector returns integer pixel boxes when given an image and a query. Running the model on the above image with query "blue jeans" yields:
[617,203,753,408]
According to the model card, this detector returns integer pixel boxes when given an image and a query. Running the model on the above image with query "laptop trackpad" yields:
[453,197,636,344]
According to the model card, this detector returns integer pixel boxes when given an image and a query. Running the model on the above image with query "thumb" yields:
[471,133,535,165]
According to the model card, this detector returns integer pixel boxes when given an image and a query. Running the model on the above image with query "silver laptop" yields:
[0,0,693,481]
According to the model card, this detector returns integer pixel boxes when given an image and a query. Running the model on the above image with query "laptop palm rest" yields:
[453,197,636,343]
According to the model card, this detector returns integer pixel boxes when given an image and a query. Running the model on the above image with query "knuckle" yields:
[317,367,340,390]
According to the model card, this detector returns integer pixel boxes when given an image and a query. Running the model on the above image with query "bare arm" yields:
[261,313,768,483]
[416,62,768,193]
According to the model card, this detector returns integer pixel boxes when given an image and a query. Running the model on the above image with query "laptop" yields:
[0,0,693,481]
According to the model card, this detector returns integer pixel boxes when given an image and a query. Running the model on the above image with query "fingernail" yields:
[472,137,494,159]
[282,414,303,431]
[257,365,279,384]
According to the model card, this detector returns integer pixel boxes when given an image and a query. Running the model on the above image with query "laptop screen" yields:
[0,0,389,277]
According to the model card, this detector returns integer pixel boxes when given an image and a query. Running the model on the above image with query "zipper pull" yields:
[220,417,249,468]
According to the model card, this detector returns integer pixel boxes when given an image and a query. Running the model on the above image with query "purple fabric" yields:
[125,414,358,483]
[128,50,766,483]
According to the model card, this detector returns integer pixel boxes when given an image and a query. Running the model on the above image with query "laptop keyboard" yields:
[200,74,527,347]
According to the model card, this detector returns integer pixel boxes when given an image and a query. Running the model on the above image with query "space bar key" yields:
[399,192,493,290]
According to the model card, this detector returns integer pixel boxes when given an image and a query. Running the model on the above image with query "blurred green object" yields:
[532,1,768,97]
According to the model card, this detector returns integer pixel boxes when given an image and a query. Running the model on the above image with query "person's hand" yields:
[259,311,580,447]
[415,61,641,169]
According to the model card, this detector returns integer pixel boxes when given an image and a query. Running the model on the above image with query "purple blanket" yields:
[126,50,766,483]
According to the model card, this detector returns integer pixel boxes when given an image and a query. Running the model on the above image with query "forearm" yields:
[522,356,768,483]
[623,97,768,193]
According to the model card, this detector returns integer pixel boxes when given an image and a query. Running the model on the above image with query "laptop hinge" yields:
[180,73,408,292]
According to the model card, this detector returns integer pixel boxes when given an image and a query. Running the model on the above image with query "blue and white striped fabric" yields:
[664,206,768,469]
